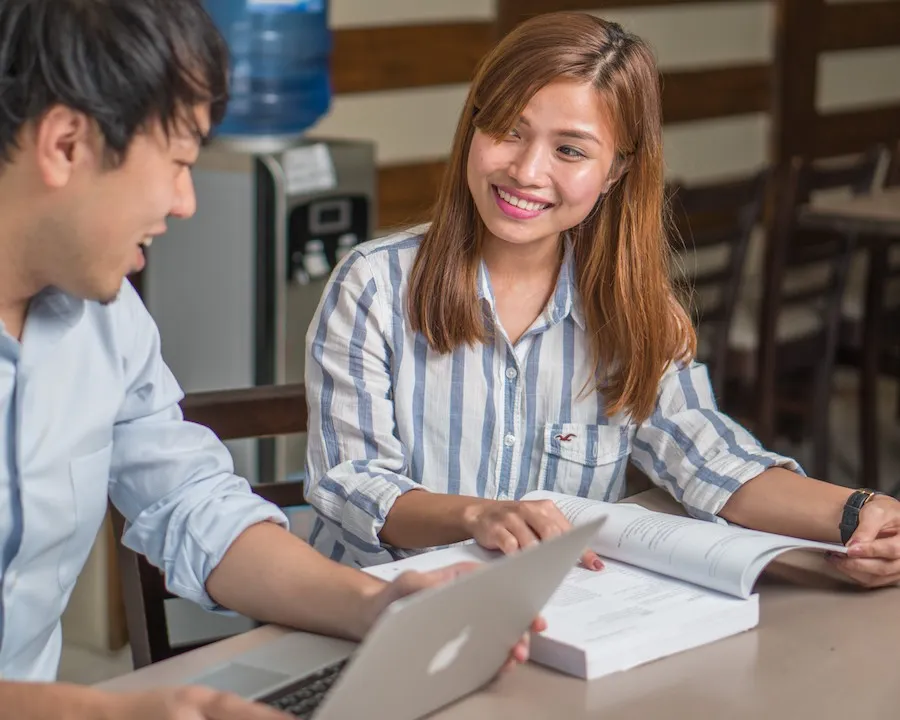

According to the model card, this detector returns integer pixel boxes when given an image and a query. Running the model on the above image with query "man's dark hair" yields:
[0,0,230,166]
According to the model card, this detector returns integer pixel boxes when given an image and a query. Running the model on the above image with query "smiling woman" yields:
[303,10,900,595]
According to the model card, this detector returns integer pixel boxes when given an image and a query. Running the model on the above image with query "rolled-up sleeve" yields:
[108,283,288,610]
[630,361,802,522]
[305,251,424,567]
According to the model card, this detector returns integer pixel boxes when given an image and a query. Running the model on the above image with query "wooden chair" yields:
[112,383,309,669]
[886,141,900,423]
[756,148,882,480]
[887,139,900,187]
[667,170,769,412]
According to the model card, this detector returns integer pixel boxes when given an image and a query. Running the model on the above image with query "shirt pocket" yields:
[58,442,114,592]
[538,423,632,499]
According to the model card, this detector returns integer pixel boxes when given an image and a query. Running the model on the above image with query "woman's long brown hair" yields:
[407,12,695,423]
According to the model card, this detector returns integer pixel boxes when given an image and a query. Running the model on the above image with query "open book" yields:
[364,490,848,680]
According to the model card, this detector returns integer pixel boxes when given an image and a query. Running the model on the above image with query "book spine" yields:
[529,633,589,679]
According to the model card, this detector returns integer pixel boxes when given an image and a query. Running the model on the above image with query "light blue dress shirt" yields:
[0,281,287,681]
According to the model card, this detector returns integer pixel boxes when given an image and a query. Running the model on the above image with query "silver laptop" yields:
[188,518,605,719]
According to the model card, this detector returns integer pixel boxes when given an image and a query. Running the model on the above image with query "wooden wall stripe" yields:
[820,1,900,53]
[332,22,494,94]
[813,103,900,158]
[497,0,759,31]
[378,161,447,229]
[662,64,770,123]
[499,0,753,16]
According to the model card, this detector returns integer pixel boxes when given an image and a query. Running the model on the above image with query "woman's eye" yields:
[559,146,586,159]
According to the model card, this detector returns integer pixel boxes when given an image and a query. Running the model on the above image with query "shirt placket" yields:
[492,335,536,500]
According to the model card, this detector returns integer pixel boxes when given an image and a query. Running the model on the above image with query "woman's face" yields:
[467,79,617,251]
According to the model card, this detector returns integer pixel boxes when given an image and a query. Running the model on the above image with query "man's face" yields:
[43,106,208,304]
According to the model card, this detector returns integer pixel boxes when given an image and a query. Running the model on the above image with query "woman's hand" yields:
[462,499,604,571]
[828,495,900,588]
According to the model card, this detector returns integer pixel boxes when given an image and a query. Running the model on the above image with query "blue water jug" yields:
[207,0,332,148]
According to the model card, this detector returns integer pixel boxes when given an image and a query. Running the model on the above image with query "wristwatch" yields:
[839,488,881,545]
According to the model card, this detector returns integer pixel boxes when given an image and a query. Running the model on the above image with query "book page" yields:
[361,543,498,582]
[524,490,847,598]
[537,561,749,646]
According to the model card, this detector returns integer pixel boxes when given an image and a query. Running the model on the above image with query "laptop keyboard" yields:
[263,659,349,718]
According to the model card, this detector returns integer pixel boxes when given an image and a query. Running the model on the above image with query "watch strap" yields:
[840,489,878,545]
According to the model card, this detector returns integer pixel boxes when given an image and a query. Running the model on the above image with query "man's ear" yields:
[601,153,632,194]
[33,106,98,189]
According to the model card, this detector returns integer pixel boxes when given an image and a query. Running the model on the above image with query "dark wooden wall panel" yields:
[774,0,900,162]
[378,161,447,229]
[332,23,494,94]
[663,64,770,123]
[771,0,820,162]
[821,1,900,52]
[814,104,900,158]
[497,0,753,33]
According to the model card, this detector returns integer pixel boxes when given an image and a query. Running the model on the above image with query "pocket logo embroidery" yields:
[555,433,576,442]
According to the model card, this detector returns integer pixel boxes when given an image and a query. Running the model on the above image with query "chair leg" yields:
[810,401,831,482]
[896,380,900,423]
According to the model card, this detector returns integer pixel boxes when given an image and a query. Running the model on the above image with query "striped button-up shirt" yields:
[305,231,799,568]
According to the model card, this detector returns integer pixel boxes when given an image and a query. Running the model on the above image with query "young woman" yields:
[304,12,900,587]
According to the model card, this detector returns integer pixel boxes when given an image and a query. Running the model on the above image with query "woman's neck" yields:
[481,232,563,288]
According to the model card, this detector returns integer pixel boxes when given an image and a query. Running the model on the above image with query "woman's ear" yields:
[601,153,632,194]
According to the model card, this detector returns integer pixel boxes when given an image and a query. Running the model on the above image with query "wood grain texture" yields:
[813,103,900,158]
[497,0,756,33]
[820,1,900,52]
[378,161,448,229]
[332,22,494,94]
[662,64,770,123]
[181,383,308,440]
[771,0,822,161]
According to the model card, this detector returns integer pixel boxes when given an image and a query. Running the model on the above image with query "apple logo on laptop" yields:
[427,625,472,675]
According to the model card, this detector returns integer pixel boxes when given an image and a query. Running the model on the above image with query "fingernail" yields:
[592,558,605,571]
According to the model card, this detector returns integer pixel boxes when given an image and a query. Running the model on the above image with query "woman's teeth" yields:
[496,187,551,212]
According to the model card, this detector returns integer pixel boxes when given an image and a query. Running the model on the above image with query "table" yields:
[97,539,900,716]
[799,186,900,493]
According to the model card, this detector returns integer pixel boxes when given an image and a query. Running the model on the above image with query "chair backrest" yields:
[756,147,882,444]
[112,383,309,669]
[886,139,900,188]
[667,169,769,401]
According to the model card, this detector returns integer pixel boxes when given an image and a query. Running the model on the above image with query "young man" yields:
[0,2,537,718]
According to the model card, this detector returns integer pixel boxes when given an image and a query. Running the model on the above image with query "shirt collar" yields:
[477,238,585,331]
[19,287,86,369]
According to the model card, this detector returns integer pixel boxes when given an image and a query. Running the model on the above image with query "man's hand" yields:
[462,499,604,571]
[102,685,292,719]
[829,495,900,588]
[360,562,546,672]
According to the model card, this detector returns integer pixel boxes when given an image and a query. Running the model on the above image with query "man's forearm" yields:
[719,467,852,543]
[205,522,386,640]
[0,681,110,720]
[379,490,493,549]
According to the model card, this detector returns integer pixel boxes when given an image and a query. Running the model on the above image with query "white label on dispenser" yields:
[248,0,324,11]
[283,143,337,196]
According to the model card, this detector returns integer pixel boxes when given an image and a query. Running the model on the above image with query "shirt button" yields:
[505,367,518,380]
[504,433,516,447]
